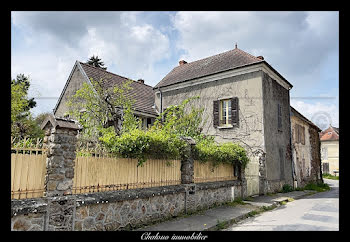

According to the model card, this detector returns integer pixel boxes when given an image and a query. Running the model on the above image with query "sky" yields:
[11,11,339,130]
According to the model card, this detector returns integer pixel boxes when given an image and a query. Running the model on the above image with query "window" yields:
[220,99,232,126]
[294,124,305,144]
[140,117,153,130]
[213,97,239,128]
[277,103,282,130]
[321,147,328,160]
[279,148,285,180]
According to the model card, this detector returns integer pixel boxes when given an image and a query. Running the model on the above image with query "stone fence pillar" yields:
[40,115,81,230]
[180,137,196,184]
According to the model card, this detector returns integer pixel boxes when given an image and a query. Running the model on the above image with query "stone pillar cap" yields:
[40,114,82,131]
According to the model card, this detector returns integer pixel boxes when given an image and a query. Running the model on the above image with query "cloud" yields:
[11,11,339,122]
[291,99,339,129]
[11,11,172,115]
[172,11,339,89]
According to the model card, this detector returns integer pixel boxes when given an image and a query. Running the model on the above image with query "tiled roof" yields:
[79,62,157,116]
[320,126,339,141]
[155,48,264,89]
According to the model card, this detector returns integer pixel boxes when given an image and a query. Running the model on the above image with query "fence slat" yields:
[72,151,182,194]
[11,147,47,199]
[194,161,236,183]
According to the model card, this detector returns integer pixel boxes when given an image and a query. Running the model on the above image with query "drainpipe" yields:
[158,87,163,122]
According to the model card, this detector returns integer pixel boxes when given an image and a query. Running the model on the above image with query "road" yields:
[224,179,339,231]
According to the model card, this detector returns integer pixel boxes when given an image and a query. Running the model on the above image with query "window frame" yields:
[219,99,232,127]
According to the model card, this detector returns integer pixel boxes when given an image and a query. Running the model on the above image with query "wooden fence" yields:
[194,160,236,183]
[11,147,47,199]
[72,152,182,194]
[11,137,237,198]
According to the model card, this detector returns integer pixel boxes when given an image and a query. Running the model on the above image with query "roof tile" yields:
[155,48,263,89]
[79,62,157,116]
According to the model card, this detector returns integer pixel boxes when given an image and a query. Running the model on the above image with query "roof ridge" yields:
[79,61,153,88]
[176,48,261,68]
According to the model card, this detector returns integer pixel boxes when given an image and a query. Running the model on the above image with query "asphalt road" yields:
[224,179,339,231]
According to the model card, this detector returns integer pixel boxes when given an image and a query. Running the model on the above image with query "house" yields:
[319,125,339,176]
[153,45,294,196]
[290,106,322,187]
[53,61,158,129]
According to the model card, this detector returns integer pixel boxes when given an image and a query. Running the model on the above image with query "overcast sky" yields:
[11,11,339,129]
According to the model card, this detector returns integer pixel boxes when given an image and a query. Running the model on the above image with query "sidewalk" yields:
[134,190,316,231]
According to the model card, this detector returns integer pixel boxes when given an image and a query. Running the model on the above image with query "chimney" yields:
[257,56,264,60]
[137,79,144,84]
[179,60,187,66]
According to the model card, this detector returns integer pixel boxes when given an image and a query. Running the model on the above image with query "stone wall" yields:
[262,72,294,192]
[11,181,242,231]
[291,111,322,187]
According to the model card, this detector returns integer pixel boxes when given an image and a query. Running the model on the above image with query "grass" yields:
[226,198,246,206]
[280,181,330,193]
[243,196,254,201]
[323,173,339,180]
[216,220,228,230]
[303,182,330,192]
[281,184,294,193]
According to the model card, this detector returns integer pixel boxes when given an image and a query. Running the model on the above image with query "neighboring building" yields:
[53,61,157,129]
[290,107,322,187]
[319,125,339,176]
[154,46,294,196]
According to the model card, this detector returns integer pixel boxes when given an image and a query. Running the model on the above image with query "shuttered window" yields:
[294,124,305,144]
[213,98,239,128]
[279,148,285,180]
[277,103,282,130]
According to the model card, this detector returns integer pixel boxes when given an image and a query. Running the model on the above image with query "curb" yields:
[208,191,317,231]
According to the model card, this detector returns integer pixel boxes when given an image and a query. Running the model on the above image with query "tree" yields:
[86,55,107,70]
[67,77,139,142]
[11,74,38,138]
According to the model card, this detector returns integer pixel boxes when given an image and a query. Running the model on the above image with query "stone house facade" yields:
[54,46,322,196]
[290,107,322,187]
[153,46,294,196]
[53,61,158,129]
[319,125,339,176]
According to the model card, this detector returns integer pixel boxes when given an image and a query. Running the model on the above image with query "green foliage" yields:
[153,96,204,139]
[99,96,249,168]
[216,220,228,230]
[67,77,136,140]
[281,184,294,193]
[303,182,330,192]
[87,55,107,70]
[11,74,44,139]
[195,139,249,168]
[99,127,187,166]
[322,173,339,180]
[226,198,246,206]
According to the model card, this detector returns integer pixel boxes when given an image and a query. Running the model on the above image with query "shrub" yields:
[99,97,250,167]
[281,184,294,193]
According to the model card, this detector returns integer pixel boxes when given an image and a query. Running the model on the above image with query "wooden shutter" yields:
[231,97,239,126]
[213,100,219,128]
[279,148,285,180]
[277,103,282,129]
[301,126,305,145]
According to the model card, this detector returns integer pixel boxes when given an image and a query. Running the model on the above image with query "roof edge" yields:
[53,61,80,115]
[291,106,321,132]
[154,61,264,90]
